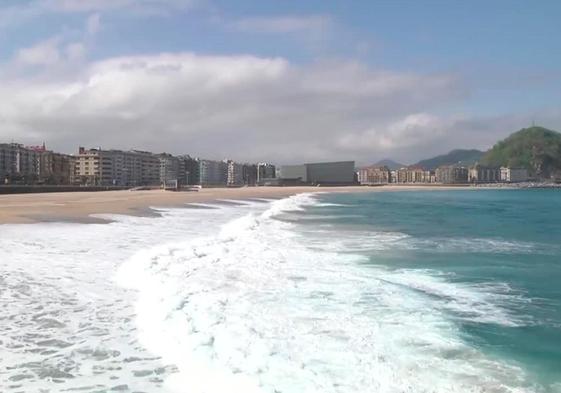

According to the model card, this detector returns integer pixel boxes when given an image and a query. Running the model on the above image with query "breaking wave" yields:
[116,193,537,393]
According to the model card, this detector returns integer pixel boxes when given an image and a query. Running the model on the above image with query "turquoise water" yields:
[3,189,558,392]
[300,189,561,390]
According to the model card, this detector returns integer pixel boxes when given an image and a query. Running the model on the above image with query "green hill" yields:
[480,126,561,178]
[415,149,484,170]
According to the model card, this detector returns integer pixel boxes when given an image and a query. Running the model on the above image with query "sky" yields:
[0,0,560,165]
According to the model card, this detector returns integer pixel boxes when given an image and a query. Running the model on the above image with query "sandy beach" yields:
[0,185,474,224]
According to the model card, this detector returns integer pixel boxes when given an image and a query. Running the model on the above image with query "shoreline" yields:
[0,184,544,225]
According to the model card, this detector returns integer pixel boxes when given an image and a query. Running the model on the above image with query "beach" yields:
[1,188,559,392]
[0,185,473,224]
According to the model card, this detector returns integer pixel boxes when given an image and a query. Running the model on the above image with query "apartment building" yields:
[243,164,258,186]
[182,156,200,185]
[435,165,469,184]
[257,162,276,183]
[199,159,228,186]
[392,167,434,184]
[500,167,529,183]
[133,150,160,186]
[159,153,188,186]
[0,143,40,183]
[357,166,391,184]
[227,160,244,186]
[38,150,73,184]
[468,164,501,183]
[75,147,160,186]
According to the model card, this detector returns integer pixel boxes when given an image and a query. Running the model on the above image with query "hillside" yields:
[480,126,561,177]
[373,159,405,170]
[415,149,484,170]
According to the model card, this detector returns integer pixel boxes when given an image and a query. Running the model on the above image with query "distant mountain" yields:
[414,149,484,170]
[480,126,561,178]
[372,159,405,170]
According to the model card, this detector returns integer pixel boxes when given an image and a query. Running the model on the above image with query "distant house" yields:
[500,167,529,183]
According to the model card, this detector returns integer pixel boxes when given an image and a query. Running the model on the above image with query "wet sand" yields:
[0,185,473,224]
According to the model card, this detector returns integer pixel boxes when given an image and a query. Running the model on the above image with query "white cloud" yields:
[15,37,61,66]
[10,12,101,71]
[0,0,196,29]
[65,42,86,61]
[39,0,197,13]
[1,52,556,164]
[0,52,459,161]
[232,15,331,34]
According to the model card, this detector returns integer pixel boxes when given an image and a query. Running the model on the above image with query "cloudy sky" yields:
[1,0,560,164]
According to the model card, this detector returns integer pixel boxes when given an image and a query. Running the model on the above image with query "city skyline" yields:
[0,1,560,164]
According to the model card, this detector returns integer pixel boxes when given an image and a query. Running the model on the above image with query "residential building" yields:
[159,153,187,186]
[468,164,501,183]
[133,150,160,186]
[357,166,391,184]
[0,143,40,183]
[243,164,258,186]
[182,156,200,185]
[75,147,111,185]
[199,159,228,186]
[227,160,244,186]
[0,143,16,182]
[38,150,73,184]
[435,165,469,184]
[75,147,160,186]
[257,163,276,183]
[395,168,408,183]
[392,167,434,184]
[500,167,529,183]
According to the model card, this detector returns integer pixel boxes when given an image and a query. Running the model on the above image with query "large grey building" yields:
[0,143,40,183]
[257,163,276,183]
[306,161,356,184]
[468,164,501,183]
[279,161,356,184]
[159,153,188,186]
[38,150,73,185]
[279,164,307,182]
[435,165,469,184]
[199,159,228,186]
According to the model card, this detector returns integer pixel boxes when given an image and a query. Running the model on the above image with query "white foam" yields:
[114,193,538,393]
[0,203,253,392]
[0,193,545,392]
[302,228,547,255]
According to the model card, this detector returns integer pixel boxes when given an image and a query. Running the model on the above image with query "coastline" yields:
[0,185,482,225]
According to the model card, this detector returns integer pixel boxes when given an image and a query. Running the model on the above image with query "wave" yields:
[116,193,538,393]
[304,229,549,255]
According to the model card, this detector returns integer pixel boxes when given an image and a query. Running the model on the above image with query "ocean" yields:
[1,189,560,392]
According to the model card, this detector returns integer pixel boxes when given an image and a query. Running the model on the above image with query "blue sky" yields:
[0,0,560,163]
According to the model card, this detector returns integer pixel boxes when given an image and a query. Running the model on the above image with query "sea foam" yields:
[115,193,536,393]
